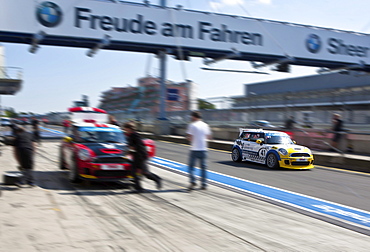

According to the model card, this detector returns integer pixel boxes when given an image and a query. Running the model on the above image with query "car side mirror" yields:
[63,136,73,143]
[292,140,297,144]
[256,139,263,145]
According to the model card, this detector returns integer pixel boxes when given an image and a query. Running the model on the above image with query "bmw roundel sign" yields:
[306,34,322,54]
[36,2,63,28]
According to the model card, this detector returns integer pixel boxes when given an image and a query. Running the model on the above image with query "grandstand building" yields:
[232,71,370,126]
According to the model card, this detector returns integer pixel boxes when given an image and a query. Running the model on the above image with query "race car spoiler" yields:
[69,107,108,124]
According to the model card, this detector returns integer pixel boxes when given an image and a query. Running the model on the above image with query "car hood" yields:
[82,142,128,156]
[268,143,310,152]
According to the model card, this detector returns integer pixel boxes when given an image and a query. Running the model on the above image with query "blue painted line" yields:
[151,156,370,229]
[2,127,65,137]
[40,126,65,135]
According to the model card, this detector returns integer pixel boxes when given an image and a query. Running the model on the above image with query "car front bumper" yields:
[77,162,134,180]
[279,157,315,169]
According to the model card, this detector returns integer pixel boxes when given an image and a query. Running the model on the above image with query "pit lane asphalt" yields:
[2,140,370,251]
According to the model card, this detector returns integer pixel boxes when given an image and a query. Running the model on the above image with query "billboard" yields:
[1,0,370,69]
[167,88,179,101]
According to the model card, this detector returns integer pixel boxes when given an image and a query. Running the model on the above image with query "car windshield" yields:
[265,133,293,144]
[76,127,126,143]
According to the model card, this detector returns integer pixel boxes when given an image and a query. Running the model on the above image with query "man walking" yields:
[186,111,211,190]
[123,122,162,192]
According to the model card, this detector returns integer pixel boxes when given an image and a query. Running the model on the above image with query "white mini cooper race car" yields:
[231,129,314,169]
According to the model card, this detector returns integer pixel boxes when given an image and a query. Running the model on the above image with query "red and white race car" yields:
[59,107,155,182]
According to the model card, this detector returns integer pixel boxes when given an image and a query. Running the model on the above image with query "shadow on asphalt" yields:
[31,170,133,191]
[216,160,312,172]
[216,160,272,171]
[1,170,189,196]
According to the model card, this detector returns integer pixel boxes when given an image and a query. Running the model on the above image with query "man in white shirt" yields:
[186,111,211,190]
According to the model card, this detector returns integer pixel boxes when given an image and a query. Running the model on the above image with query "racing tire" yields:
[231,148,242,162]
[59,148,67,170]
[266,153,279,169]
[69,159,81,183]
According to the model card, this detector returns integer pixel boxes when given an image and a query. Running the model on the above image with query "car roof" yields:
[239,128,287,135]
[73,122,120,129]
[253,120,270,123]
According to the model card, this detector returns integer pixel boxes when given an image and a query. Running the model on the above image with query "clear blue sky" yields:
[2,0,370,114]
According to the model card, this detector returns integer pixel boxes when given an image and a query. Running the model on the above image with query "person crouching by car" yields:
[13,126,36,187]
[123,122,162,193]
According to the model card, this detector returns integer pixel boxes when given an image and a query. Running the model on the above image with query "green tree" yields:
[198,99,216,110]
[4,108,18,118]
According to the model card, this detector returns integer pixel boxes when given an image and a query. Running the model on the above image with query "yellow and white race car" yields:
[231,129,314,169]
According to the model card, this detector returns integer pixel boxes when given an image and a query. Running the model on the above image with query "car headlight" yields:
[278,148,288,156]
[78,148,92,161]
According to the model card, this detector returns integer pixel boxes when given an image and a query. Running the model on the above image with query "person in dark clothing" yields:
[123,122,162,192]
[13,126,36,186]
[284,116,296,130]
[331,113,343,149]
[108,115,120,126]
[31,117,40,144]
[62,119,71,134]
[9,121,18,136]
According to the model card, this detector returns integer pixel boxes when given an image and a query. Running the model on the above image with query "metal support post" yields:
[160,0,166,7]
[154,0,170,135]
[158,50,167,120]
[159,0,167,121]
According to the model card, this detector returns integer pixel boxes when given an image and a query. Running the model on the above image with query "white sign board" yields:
[1,0,370,67]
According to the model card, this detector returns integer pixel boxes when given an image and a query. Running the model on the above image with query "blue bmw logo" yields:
[306,34,321,53]
[36,2,63,28]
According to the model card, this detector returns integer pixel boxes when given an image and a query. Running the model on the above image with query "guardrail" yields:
[141,124,370,155]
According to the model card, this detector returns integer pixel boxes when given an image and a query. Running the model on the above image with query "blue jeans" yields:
[188,151,207,187]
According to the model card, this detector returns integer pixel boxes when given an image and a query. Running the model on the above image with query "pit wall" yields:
[142,124,370,155]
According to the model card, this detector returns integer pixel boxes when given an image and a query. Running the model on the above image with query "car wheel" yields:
[231,148,242,162]
[266,153,279,169]
[59,148,67,170]
[69,159,81,183]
